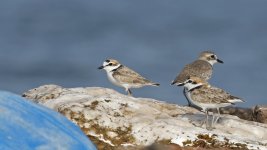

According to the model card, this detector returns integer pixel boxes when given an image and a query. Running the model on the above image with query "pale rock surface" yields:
[253,105,267,124]
[23,85,267,150]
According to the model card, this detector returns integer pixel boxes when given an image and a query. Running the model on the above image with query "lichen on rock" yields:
[23,85,267,150]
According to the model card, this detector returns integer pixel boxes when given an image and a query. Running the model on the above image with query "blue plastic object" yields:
[0,91,97,150]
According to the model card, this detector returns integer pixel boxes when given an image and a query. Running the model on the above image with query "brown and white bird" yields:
[179,76,244,130]
[171,51,223,86]
[171,51,223,106]
[98,59,159,95]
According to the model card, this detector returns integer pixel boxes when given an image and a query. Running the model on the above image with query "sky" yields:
[0,0,266,107]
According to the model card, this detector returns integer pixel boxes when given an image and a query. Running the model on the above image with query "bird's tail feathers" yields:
[151,83,160,86]
[228,98,245,103]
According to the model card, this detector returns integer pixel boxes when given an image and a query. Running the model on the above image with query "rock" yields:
[22,84,63,103]
[142,143,184,150]
[0,91,96,150]
[253,105,267,123]
[217,107,254,121]
[215,105,267,124]
[23,85,267,150]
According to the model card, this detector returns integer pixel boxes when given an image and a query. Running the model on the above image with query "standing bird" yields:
[98,59,160,96]
[179,76,244,130]
[171,51,224,106]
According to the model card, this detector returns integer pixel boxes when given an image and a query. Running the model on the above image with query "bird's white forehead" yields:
[103,61,109,66]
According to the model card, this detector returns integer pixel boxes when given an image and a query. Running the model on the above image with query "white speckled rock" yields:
[23,85,267,150]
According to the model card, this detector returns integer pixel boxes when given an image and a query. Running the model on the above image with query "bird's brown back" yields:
[172,60,212,85]
[113,66,156,85]
[190,85,239,104]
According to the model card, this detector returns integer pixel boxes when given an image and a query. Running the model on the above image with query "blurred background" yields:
[0,0,266,107]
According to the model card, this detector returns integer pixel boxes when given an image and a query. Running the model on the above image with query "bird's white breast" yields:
[185,90,200,108]
[106,72,122,87]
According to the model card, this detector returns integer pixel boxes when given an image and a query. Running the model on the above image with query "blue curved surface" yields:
[0,91,96,150]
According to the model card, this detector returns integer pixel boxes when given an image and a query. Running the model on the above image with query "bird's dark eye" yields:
[108,63,113,66]
[188,80,192,83]
[105,60,110,63]
[210,55,215,59]
[192,82,197,84]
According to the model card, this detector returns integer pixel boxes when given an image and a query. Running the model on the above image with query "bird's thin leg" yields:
[211,110,216,126]
[214,107,220,124]
[212,110,215,128]
[205,110,209,129]
[126,88,132,96]
[212,108,220,127]
[211,108,218,128]
[206,110,213,130]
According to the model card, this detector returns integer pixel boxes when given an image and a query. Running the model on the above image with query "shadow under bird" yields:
[179,76,244,130]
[171,51,224,106]
[98,59,159,96]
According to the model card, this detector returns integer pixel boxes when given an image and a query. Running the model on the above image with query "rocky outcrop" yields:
[253,105,267,124]
[23,85,267,150]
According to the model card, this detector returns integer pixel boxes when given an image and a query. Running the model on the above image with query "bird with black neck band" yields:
[98,59,159,96]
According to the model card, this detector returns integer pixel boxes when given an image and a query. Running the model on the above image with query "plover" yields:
[171,51,223,106]
[178,76,244,130]
[98,59,160,95]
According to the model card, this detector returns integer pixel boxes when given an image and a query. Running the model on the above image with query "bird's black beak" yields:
[177,83,185,86]
[217,59,224,64]
[98,66,104,69]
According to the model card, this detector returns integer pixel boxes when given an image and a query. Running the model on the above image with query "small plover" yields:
[171,51,223,106]
[178,76,244,130]
[98,59,160,95]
